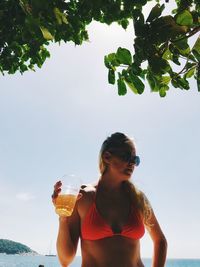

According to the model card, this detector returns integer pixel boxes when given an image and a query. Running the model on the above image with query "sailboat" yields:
[45,254,56,257]
[45,240,56,257]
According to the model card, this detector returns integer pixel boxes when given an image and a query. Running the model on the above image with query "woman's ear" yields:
[102,151,112,164]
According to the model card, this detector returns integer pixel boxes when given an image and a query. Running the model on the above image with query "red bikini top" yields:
[81,202,145,241]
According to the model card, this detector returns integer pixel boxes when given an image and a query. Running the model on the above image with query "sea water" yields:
[0,255,200,267]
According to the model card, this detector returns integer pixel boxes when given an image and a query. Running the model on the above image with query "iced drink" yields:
[55,194,77,217]
[54,174,82,217]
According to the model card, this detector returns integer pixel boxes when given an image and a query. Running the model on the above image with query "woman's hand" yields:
[51,181,83,207]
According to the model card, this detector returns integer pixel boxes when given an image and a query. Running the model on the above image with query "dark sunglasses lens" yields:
[120,153,140,166]
[112,151,140,166]
[134,156,140,166]
[128,156,139,165]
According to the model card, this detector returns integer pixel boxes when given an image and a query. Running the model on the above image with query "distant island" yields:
[0,239,37,255]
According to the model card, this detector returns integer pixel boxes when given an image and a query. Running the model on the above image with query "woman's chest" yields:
[96,197,131,232]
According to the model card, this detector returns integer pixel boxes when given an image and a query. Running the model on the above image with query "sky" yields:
[0,1,200,260]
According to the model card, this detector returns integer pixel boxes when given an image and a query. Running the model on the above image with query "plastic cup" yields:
[55,174,82,217]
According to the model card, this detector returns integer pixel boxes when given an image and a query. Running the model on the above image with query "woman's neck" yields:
[98,173,123,194]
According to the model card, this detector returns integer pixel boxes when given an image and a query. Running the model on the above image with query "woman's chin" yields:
[123,170,132,178]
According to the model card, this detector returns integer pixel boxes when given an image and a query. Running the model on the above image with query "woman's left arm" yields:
[145,207,167,267]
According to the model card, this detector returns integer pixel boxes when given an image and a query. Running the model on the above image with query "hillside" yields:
[0,239,37,255]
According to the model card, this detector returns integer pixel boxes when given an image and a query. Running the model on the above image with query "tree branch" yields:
[172,26,200,43]
[175,56,198,77]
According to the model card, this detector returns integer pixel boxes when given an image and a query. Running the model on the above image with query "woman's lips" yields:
[124,168,133,173]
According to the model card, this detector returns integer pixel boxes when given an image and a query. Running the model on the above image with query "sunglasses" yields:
[110,151,140,166]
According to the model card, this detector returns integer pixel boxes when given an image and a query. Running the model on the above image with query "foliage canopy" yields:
[0,239,36,254]
[0,0,199,96]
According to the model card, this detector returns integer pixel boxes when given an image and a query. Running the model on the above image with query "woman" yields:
[52,132,167,267]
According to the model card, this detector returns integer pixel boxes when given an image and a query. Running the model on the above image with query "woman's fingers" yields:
[52,182,84,206]
[54,181,62,191]
[52,181,62,203]
[52,188,61,198]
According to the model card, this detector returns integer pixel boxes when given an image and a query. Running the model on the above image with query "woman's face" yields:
[104,143,138,178]
[111,156,135,178]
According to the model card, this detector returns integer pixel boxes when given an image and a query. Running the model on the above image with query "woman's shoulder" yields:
[77,182,97,216]
[79,182,97,203]
[80,182,98,194]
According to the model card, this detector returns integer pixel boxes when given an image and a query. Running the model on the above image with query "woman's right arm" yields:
[52,181,81,267]
[56,206,80,267]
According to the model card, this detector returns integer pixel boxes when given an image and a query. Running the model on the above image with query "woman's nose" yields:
[127,161,135,167]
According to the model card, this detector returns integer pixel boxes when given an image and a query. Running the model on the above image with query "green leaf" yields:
[146,4,165,22]
[197,67,200,92]
[159,86,168,97]
[176,10,193,26]
[149,57,171,75]
[174,39,189,50]
[129,73,145,94]
[131,63,143,76]
[188,54,197,62]
[185,62,197,70]
[175,47,190,57]
[192,50,200,61]
[104,56,111,68]
[174,39,190,56]
[54,8,68,25]
[171,79,179,88]
[8,66,16,74]
[161,76,171,85]
[177,77,190,90]
[54,8,62,24]
[146,74,155,91]
[108,69,115,84]
[116,47,132,65]
[184,68,196,79]
[20,64,28,73]
[124,74,138,94]
[28,64,35,71]
[192,37,200,61]
[40,27,54,40]
[120,19,129,29]
[117,77,127,96]
[125,80,138,94]
[162,48,172,60]
[105,53,120,67]
[140,69,147,80]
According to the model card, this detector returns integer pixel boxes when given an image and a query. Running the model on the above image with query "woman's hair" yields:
[99,132,133,174]
[99,132,152,225]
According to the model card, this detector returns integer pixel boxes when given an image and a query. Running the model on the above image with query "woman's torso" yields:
[77,183,145,267]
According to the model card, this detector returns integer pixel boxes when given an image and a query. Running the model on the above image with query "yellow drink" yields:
[55,194,77,217]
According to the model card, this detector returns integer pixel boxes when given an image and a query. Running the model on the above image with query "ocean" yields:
[0,255,199,267]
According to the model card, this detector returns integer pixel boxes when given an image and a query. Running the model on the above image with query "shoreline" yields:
[1,254,200,260]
